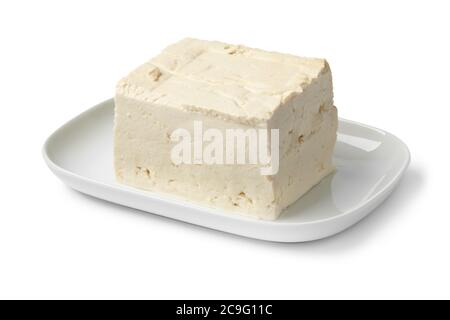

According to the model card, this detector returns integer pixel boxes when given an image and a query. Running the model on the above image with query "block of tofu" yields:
[114,38,337,220]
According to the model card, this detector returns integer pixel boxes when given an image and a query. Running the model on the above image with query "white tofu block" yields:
[114,38,337,220]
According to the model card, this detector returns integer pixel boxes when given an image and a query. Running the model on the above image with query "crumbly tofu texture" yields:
[114,38,337,220]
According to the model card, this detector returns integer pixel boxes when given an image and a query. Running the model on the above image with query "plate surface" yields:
[43,99,410,242]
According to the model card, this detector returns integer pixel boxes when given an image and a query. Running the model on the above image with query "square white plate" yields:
[43,99,410,242]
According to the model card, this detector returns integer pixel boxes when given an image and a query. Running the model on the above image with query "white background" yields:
[0,0,448,299]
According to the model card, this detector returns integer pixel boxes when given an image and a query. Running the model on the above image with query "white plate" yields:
[43,99,410,242]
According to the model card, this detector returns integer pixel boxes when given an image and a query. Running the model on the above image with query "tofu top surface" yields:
[117,38,329,122]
